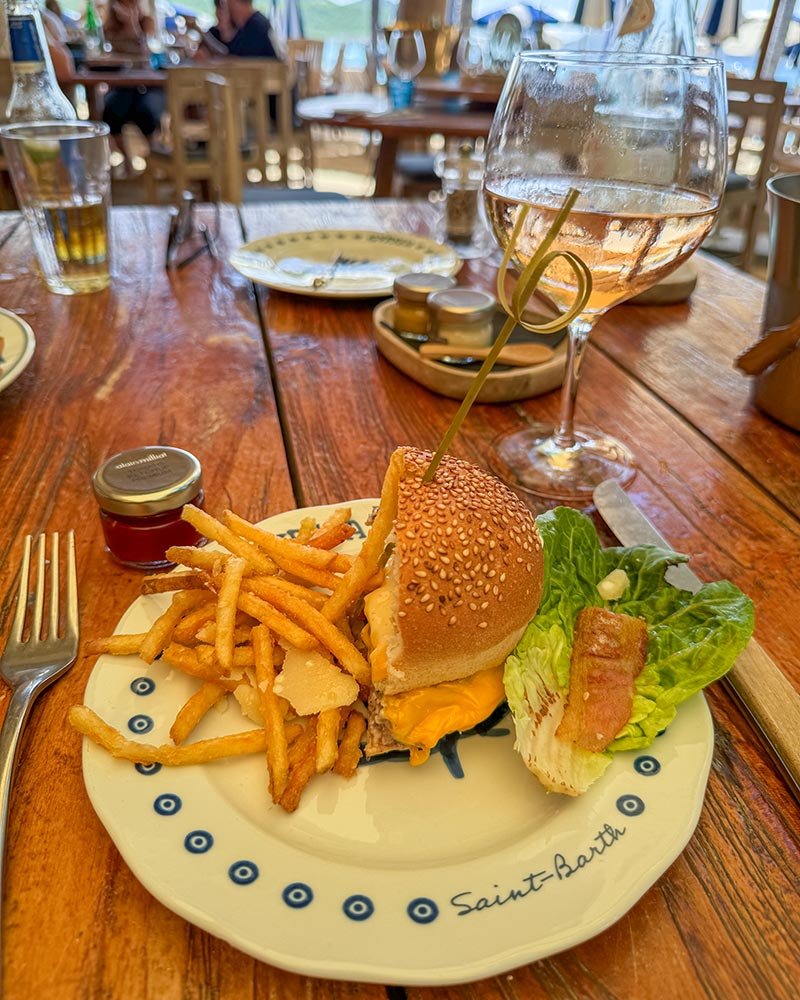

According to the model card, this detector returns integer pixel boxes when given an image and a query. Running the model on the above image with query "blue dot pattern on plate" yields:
[282,883,313,909]
[343,895,374,921]
[229,861,259,885]
[153,793,182,816]
[634,755,661,776]
[407,897,439,924]
[128,714,154,734]
[135,762,162,776]
[616,794,645,817]
[184,830,214,854]
[130,677,156,696]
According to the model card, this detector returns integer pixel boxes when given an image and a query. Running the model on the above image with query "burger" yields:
[362,447,544,765]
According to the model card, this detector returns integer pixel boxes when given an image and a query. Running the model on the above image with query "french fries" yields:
[333,710,366,778]
[253,626,289,801]
[170,682,225,744]
[139,590,211,664]
[280,718,317,813]
[237,591,318,650]
[215,557,246,674]
[315,707,341,774]
[70,705,303,765]
[181,505,278,576]
[141,571,210,595]
[245,578,370,685]
[71,503,379,813]
[322,454,400,622]
[85,634,147,656]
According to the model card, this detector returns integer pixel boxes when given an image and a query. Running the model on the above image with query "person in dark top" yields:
[198,0,234,57]
[225,0,278,59]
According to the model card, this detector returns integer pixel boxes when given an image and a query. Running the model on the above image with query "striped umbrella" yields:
[574,0,614,29]
[697,0,741,45]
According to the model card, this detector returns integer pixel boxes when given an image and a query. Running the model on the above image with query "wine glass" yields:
[387,29,426,81]
[387,30,426,109]
[483,52,727,502]
[457,27,487,78]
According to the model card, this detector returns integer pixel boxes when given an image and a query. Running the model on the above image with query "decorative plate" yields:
[81,500,714,986]
[0,308,35,393]
[229,230,461,299]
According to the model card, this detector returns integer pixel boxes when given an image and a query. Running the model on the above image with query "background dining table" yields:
[0,199,798,999]
[296,96,494,196]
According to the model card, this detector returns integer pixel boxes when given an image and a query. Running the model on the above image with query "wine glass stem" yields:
[552,318,594,450]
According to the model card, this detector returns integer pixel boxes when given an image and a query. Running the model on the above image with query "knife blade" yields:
[593,480,800,804]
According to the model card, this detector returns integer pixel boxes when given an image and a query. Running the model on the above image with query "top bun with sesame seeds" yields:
[363,447,543,761]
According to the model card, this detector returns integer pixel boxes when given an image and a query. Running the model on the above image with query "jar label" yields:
[104,450,189,494]
[8,16,46,73]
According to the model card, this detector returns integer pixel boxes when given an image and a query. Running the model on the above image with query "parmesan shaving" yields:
[274,648,359,716]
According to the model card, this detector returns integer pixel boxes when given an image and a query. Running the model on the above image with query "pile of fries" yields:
[69,478,400,812]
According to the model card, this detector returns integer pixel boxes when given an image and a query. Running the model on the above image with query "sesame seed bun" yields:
[370,447,544,696]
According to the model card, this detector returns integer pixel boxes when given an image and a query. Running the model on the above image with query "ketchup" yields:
[92,446,206,570]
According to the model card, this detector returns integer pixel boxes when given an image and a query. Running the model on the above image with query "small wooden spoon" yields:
[419,342,555,367]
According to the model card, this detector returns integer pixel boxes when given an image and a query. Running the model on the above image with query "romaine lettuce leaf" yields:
[504,507,754,794]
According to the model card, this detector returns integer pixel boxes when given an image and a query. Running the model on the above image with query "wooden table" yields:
[0,201,798,1000]
[297,96,493,196]
[415,73,504,103]
[73,67,167,122]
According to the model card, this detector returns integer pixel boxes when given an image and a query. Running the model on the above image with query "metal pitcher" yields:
[738,173,800,432]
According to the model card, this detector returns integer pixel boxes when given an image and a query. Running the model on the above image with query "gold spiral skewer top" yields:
[422,188,592,484]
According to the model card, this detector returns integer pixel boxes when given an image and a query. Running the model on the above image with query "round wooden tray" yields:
[373,300,567,404]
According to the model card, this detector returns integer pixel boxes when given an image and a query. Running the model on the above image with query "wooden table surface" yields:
[0,201,798,1000]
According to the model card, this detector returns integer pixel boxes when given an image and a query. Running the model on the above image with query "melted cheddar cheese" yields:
[364,582,506,765]
[382,666,505,765]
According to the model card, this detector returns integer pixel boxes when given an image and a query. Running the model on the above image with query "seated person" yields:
[103,0,154,55]
[102,0,160,169]
[196,0,234,58]
[41,8,75,87]
[225,0,278,59]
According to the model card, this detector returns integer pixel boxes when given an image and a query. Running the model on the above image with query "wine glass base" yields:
[488,425,636,504]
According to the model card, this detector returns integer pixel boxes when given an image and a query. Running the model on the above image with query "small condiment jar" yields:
[428,288,497,349]
[92,446,206,570]
[393,272,458,341]
[435,143,485,251]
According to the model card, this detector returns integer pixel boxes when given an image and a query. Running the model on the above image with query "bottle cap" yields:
[428,288,497,322]
[93,446,203,517]
[393,272,457,304]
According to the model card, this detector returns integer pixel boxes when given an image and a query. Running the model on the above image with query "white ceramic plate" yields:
[0,308,35,393]
[230,230,461,299]
[82,500,714,986]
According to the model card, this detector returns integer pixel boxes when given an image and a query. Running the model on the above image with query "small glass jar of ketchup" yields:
[92,446,206,570]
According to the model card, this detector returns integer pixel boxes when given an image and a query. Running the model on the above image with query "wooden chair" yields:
[222,59,294,183]
[205,73,243,203]
[147,66,214,198]
[722,75,786,272]
[205,73,349,205]
[146,60,294,199]
[286,39,325,98]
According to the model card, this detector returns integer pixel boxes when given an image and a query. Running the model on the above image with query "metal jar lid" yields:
[428,288,497,323]
[393,272,457,304]
[92,446,203,517]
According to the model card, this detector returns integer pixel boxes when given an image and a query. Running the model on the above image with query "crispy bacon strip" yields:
[557,606,648,753]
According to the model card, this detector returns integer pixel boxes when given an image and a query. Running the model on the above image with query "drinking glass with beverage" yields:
[483,52,727,501]
[0,121,112,295]
[387,29,426,109]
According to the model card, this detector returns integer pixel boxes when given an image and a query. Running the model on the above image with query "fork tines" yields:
[11,532,78,646]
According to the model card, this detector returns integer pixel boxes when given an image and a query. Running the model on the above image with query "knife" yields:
[593,480,800,804]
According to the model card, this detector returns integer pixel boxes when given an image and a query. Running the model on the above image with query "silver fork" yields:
[0,533,78,953]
